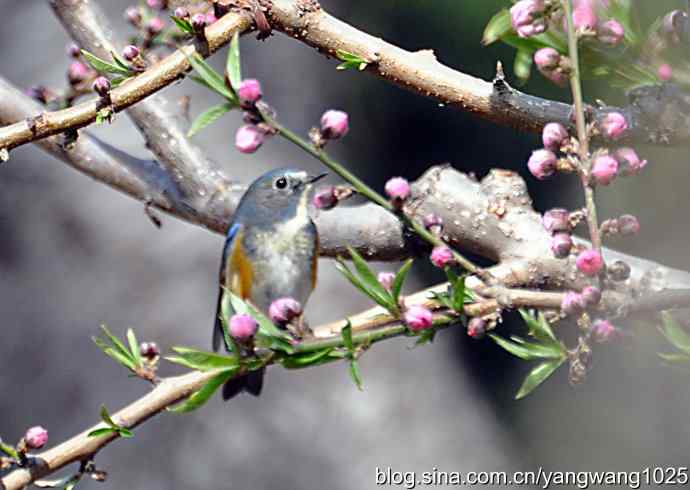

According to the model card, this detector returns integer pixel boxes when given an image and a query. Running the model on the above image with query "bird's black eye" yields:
[275,177,288,189]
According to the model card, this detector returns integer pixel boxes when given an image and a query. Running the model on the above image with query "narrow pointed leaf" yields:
[341,321,354,353]
[81,50,130,76]
[99,405,117,428]
[482,9,512,45]
[186,53,234,100]
[87,427,117,438]
[346,247,396,311]
[349,359,363,390]
[167,346,238,371]
[100,347,137,371]
[515,359,564,399]
[659,352,690,364]
[659,311,690,354]
[99,325,134,362]
[226,32,242,92]
[117,427,134,438]
[391,259,413,303]
[519,309,557,343]
[126,328,141,365]
[169,369,236,413]
[171,15,194,34]
[110,51,132,73]
[489,334,562,361]
[187,103,233,137]
[514,48,533,84]
[281,348,335,369]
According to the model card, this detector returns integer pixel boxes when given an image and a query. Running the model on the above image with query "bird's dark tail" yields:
[213,289,265,399]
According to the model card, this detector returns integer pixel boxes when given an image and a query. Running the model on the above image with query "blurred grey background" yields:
[1,1,690,489]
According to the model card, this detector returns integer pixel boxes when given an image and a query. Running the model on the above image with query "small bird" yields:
[213,167,325,399]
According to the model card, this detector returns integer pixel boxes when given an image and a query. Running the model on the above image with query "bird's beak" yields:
[307,173,328,184]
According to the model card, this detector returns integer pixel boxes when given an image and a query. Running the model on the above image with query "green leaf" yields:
[340,247,396,312]
[187,103,234,137]
[519,309,558,343]
[126,328,141,366]
[117,427,134,438]
[482,9,512,45]
[391,259,413,303]
[489,334,562,361]
[335,49,368,71]
[515,358,564,399]
[341,321,354,353]
[110,51,131,73]
[445,269,466,313]
[659,352,690,364]
[169,369,236,413]
[99,404,117,428]
[100,346,137,371]
[0,439,18,459]
[414,328,436,347]
[226,32,242,92]
[171,15,194,34]
[281,348,335,369]
[80,49,130,76]
[166,346,239,371]
[219,288,238,355]
[87,427,118,438]
[429,290,453,310]
[659,311,690,354]
[185,53,234,101]
[99,325,134,362]
[514,48,533,84]
[349,359,363,390]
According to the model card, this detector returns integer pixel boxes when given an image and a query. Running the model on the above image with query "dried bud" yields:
[313,186,340,210]
[430,246,454,268]
[269,298,303,325]
[24,426,48,450]
[377,272,396,290]
[173,7,189,19]
[550,232,573,258]
[561,291,585,316]
[67,43,81,58]
[598,19,624,45]
[229,313,258,340]
[542,208,571,234]
[614,147,647,176]
[92,76,111,97]
[591,154,618,186]
[146,16,165,35]
[191,13,207,32]
[542,122,569,151]
[122,45,140,62]
[235,125,264,153]
[404,305,433,332]
[237,79,262,108]
[527,149,557,180]
[467,317,486,339]
[25,85,50,104]
[139,341,160,359]
[591,319,616,343]
[67,61,90,85]
[576,249,604,276]
[581,286,602,307]
[607,260,631,281]
[658,63,673,81]
[510,0,546,38]
[600,112,627,140]
[320,110,350,140]
[384,177,411,201]
[618,214,640,235]
[125,6,142,26]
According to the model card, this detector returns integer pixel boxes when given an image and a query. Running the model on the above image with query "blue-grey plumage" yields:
[213,167,325,399]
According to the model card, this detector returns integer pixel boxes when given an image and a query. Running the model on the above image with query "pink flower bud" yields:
[561,291,585,316]
[229,313,258,340]
[67,43,81,58]
[572,0,598,31]
[591,319,616,343]
[139,341,160,358]
[550,232,573,258]
[146,0,166,10]
[122,45,140,62]
[205,11,218,25]
[384,177,411,201]
[404,305,433,332]
[581,286,602,307]
[125,6,142,26]
[235,125,264,153]
[542,208,571,234]
[527,149,557,180]
[614,147,647,176]
[191,13,207,31]
[576,249,604,276]
[591,154,619,186]
[92,76,111,97]
[422,213,443,230]
[430,245,454,268]
[237,79,262,107]
[618,214,640,235]
[269,297,303,325]
[600,112,627,140]
[377,271,396,290]
[598,19,624,45]
[658,63,673,81]
[542,122,569,151]
[67,61,89,85]
[534,48,561,71]
[25,426,48,449]
[510,0,546,37]
[146,16,165,35]
[312,186,338,210]
[320,110,349,140]
[467,317,486,339]
[173,7,189,19]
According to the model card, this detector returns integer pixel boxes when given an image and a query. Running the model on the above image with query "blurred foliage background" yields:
[1,1,689,488]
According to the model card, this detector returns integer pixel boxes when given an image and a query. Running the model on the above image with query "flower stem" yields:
[562,0,602,252]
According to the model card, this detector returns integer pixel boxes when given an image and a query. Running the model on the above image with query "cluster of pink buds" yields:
[528,122,572,180]
[510,0,547,38]
[233,79,271,154]
[269,298,303,327]
[560,285,601,316]
[65,44,95,87]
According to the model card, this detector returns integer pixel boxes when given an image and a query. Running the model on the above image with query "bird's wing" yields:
[213,222,254,351]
